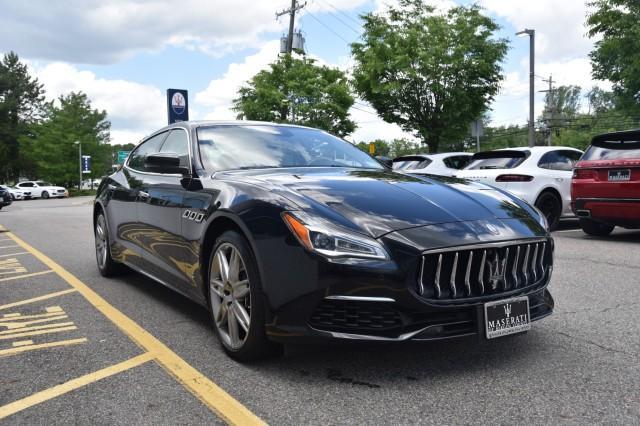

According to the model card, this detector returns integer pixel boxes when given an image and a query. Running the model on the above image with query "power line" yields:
[351,105,379,115]
[317,0,361,25]
[314,0,360,34]
[305,10,352,44]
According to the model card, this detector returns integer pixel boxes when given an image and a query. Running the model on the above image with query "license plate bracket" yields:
[608,169,631,181]
[484,296,531,339]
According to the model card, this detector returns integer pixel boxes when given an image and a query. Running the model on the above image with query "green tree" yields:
[21,92,111,186]
[541,85,582,131]
[233,55,356,137]
[0,51,45,182]
[587,0,640,110]
[389,138,422,157]
[586,87,616,114]
[351,1,508,153]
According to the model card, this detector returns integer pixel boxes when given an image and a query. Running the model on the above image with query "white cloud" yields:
[348,102,416,143]
[0,0,368,64]
[31,62,165,145]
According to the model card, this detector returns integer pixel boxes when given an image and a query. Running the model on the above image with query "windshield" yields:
[467,155,526,170]
[197,125,383,172]
[392,159,431,170]
[583,145,640,161]
[35,181,53,186]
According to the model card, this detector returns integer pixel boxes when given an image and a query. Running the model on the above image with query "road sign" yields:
[81,155,91,174]
[167,89,189,124]
[117,151,130,164]
[369,142,375,155]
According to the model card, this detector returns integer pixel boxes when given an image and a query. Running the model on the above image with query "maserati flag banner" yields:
[167,89,189,124]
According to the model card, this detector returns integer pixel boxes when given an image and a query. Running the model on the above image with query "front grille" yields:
[418,238,552,302]
[309,299,403,332]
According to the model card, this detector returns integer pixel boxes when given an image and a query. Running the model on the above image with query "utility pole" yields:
[540,75,555,146]
[276,0,306,54]
[516,29,535,147]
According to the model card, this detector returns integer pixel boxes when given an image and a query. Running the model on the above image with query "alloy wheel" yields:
[209,242,251,350]
[95,215,108,269]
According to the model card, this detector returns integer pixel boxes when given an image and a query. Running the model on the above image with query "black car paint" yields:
[0,188,12,208]
[95,122,553,342]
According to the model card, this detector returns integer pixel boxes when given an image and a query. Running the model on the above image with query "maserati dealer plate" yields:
[484,296,531,339]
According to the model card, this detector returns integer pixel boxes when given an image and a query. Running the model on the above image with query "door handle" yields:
[138,191,150,200]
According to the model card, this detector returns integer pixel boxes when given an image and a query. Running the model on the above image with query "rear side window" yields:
[443,155,472,170]
[467,154,527,170]
[128,132,168,171]
[538,150,582,171]
[160,129,190,168]
[392,159,431,170]
[583,145,640,160]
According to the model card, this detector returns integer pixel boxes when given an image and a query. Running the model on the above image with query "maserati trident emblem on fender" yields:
[487,251,507,290]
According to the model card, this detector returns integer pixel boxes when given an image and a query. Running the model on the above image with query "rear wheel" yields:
[41,191,49,199]
[579,218,614,236]
[207,231,277,361]
[535,191,562,231]
[94,212,127,276]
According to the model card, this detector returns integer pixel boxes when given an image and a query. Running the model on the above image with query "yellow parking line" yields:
[0,337,87,357]
[0,325,77,340]
[3,231,265,426]
[0,352,154,419]
[0,252,30,258]
[0,270,54,283]
[0,289,78,310]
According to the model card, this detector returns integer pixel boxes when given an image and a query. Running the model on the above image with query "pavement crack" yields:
[556,331,638,360]
[559,255,640,271]
[327,368,380,389]
[556,303,636,316]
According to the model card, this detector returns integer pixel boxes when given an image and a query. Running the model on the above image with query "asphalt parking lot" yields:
[0,197,638,424]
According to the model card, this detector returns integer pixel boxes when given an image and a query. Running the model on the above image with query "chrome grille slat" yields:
[531,244,539,281]
[450,252,458,298]
[464,251,473,296]
[478,250,486,295]
[434,254,442,298]
[418,239,550,302]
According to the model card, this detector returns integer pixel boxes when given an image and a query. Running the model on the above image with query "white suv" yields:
[16,181,68,199]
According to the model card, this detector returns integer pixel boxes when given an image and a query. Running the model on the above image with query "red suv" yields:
[571,130,640,236]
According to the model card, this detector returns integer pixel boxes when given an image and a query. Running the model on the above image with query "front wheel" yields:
[207,231,277,361]
[41,191,49,199]
[535,191,562,231]
[94,212,127,276]
[579,218,614,236]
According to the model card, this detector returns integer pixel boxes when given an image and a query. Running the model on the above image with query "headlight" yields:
[282,211,389,260]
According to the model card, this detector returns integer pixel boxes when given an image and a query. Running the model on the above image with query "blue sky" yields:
[0,0,600,146]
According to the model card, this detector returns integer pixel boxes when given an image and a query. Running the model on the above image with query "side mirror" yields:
[145,153,190,175]
[375,155,393,169]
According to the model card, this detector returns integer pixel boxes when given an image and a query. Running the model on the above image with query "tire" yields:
[207,230,277,361]
[94,211,128,277]
[579,218,614,236]
[41,191,49,199]
[535,191,562,231]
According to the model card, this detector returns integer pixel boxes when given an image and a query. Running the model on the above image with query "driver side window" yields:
[128,132,168,172]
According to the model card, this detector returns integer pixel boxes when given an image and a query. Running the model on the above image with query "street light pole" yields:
[74,141,81,190]
[517,29,535,147]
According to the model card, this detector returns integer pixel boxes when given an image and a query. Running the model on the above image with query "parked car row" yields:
[391,130,639,235]
[0,181,68,201]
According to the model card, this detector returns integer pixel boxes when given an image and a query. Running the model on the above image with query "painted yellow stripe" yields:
[0,352,153,419]
[0,325,77,340]
[0,337,87,357]
[0,270,54,283]
[0,289,77,310]
[4,231,265,426]
[0,322,74,335]
[0,252,29,258]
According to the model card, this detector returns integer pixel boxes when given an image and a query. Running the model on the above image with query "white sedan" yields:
[15,181,68,199]
[455,146,583,230]
[392,152,473,177]
[0,185,26,200]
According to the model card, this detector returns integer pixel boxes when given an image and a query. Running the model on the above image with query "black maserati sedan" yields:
[0,186,12,209]
[94,121,554,361]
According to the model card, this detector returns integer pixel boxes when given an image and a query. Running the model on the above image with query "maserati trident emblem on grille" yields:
[487,252,507,290]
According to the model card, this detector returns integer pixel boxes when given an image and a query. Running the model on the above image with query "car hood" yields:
[221,168,537,238]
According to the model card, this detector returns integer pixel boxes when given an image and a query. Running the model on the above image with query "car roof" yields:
[393,152,471,161]
[496,146,582,153]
